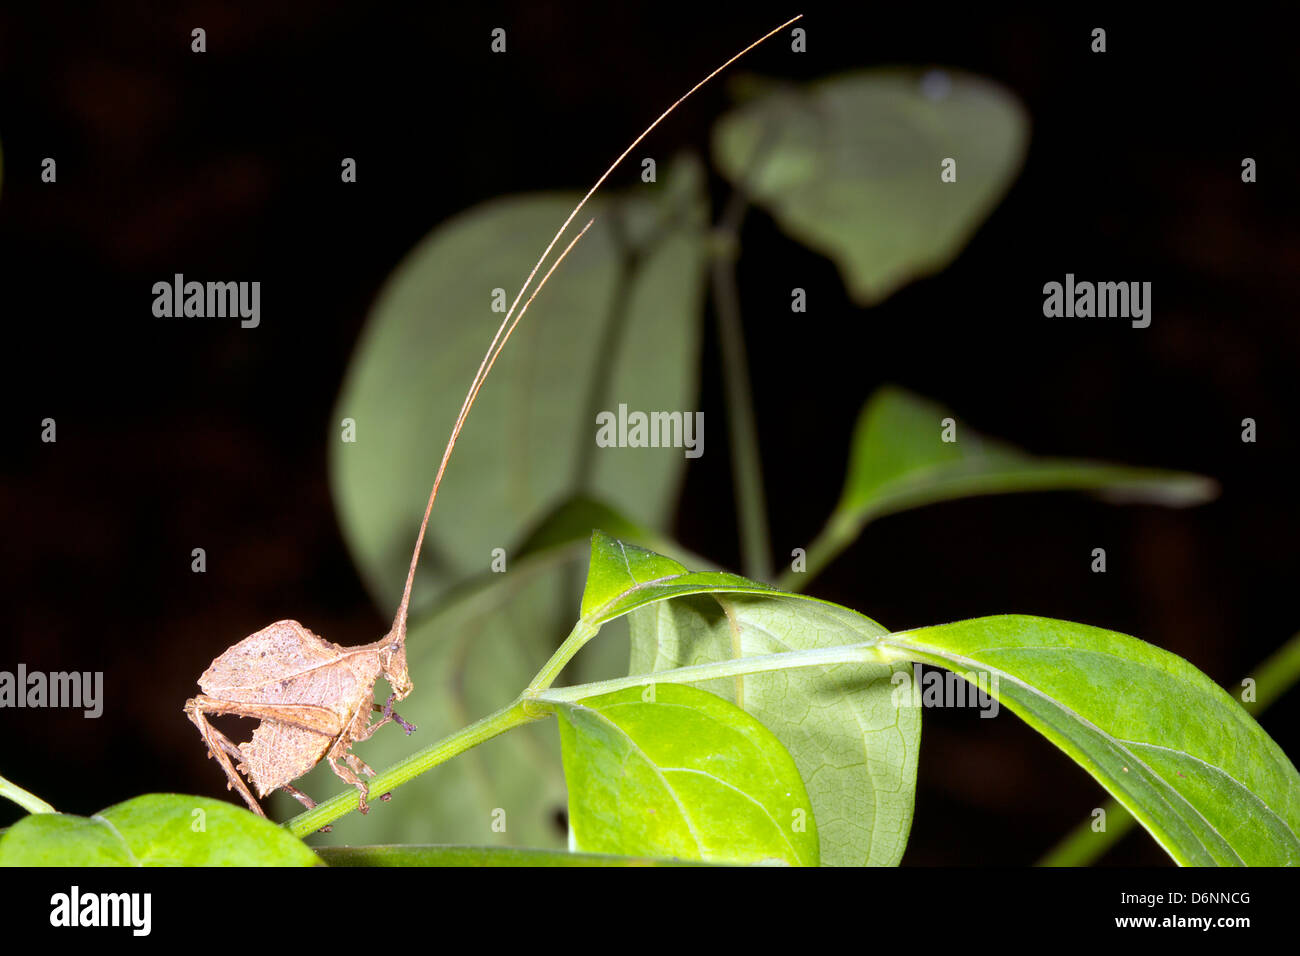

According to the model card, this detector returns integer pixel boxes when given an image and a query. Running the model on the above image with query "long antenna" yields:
[388,14,803,641]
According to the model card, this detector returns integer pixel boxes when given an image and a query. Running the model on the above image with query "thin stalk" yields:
[0,773,56,815]
[711,188,771,581]
[534,641,885,704]
[526,619,601,693]
[1038,629,1300,866]
[285,698,543,838]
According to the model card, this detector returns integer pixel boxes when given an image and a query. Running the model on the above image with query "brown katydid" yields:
[184,13,802,822]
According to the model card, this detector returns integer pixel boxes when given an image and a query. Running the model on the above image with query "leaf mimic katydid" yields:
[184,14,803,822]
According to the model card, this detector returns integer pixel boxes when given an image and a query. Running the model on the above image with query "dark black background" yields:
[1,2,1297,865]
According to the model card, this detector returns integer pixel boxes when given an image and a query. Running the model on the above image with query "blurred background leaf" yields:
[781,385,1218,588]
[712,68,1028,305]
[331,155,709,616]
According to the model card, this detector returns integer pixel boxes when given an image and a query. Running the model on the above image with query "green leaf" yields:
[580,532,772,623]
[331,156,709,616]
[712,69,1028,304]
[1041,627,1300,866]
[784,386,1218,587]
[841,386,1217,516]
[876,616,1300,866]
[0,795,321,866]
[555,683,818,865]
[316,844,715,866]
[582,531,918,866]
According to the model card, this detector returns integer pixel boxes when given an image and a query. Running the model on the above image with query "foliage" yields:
[5,68,1295,869]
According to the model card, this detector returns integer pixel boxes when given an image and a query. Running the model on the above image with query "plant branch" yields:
[526,619,602,692]
[284,697,544,838]
[0,773,56,815]
[533,640,887,704]
[711,188,772,581]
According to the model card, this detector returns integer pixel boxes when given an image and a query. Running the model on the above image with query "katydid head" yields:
[380,633,413,701]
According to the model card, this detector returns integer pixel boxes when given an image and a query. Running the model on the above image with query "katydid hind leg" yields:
[185,699,267,818]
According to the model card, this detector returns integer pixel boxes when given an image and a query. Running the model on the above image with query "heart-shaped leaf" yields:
[712,69,1028,304]
[0,795,321,866]
[555,683,818,865]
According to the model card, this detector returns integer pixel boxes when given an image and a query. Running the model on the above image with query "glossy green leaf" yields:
[712,69,1028,304]
[785,386,1218,587]
[876,616,1300,865]
[581,532,917,866]
[0,795,321,866]
[580,532,773,623]
[1042,628,1300,866]
[331,156,709,616]
[555,683,818,865]
[316,844,715,866]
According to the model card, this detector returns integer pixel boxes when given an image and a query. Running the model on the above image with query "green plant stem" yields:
[534,641,885,703]
[711,190,772,582]
[285,697,544,838]
[527,619,601,692]
[0,773,56,815]
[1038,628,1300,866]
[316,844,711,866]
